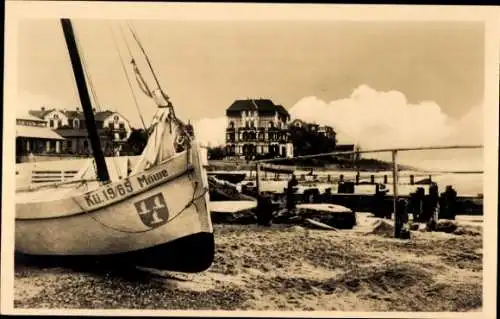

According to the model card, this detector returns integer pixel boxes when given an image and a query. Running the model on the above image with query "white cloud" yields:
[288,85,483,170]
[289,85,463,148]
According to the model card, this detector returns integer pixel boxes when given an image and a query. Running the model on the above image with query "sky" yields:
[16,18,485,170]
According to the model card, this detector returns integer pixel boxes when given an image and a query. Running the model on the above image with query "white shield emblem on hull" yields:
[134,193,170,228]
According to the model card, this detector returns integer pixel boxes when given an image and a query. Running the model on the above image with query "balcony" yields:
[238,127,258,134]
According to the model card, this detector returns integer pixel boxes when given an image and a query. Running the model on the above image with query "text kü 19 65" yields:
[84,180,134,207]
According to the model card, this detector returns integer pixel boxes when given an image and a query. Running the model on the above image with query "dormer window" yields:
[73,119,79,128]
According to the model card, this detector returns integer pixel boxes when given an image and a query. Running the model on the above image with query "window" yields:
[119,122,125,129]
[269,121,274,129]
[49,120,54,128]
[58,120,62,128]
[73,119,79,128]
[229,121,235,129]
[109,123,115,130]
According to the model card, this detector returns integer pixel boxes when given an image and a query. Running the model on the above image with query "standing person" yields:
[286,174,299,211]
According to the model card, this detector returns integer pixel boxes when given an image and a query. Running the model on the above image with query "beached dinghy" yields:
[15,19,214,272]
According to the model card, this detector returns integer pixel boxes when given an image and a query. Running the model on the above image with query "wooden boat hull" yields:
[15,232,214,273]
[15,144,214,272]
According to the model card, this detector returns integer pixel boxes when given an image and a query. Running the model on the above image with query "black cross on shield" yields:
[134,193,170,228]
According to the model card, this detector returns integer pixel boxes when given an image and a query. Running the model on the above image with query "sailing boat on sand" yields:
[15,19,214,273]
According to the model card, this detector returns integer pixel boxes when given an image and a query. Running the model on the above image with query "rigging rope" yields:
[124,21,195,147]
[111,23,146,131]
[126,21,176,117]
[126,22,164,95]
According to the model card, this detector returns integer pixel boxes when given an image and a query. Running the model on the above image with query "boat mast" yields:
[61,18,110,183]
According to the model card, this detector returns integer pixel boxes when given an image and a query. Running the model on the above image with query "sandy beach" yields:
[14,214,482,312]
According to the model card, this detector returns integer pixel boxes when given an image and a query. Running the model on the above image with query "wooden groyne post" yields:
[392,150,400,238]
[255,163,261,195]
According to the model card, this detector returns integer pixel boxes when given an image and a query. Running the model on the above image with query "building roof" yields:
[29,108,121,122]
[63,110,86,120]
[226,99,290,117]
[275,105,289,117]
[16,125,65,140]
[94,110,115,121]
[28,109,55,119]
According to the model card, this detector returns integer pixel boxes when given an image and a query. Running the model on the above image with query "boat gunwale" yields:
[17,165,195,221]
[16,148,200,220]
[16,148,187,193]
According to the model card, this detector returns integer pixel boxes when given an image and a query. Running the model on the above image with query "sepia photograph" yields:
[1,2,498,317]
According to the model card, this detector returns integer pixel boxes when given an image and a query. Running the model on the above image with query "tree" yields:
[288,124,337,158]
[124,128,148,155]
[207,146,226,160]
